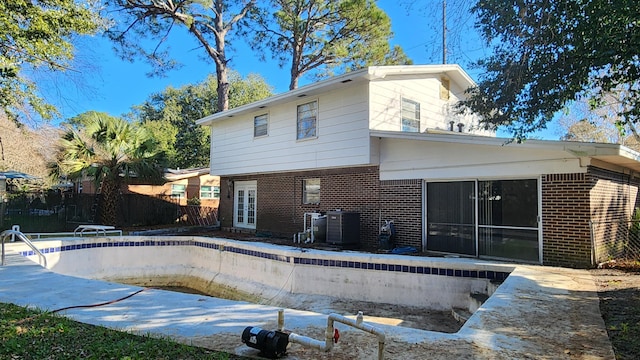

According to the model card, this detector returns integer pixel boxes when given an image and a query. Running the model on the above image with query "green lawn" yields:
[0,303,251,360]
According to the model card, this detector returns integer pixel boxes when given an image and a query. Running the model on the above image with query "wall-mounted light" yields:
[227,179,233,199]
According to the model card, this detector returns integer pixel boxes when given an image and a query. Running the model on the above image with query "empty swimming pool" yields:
[1,234,614,359]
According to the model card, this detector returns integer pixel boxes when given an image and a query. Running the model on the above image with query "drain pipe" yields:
[287,311,386,360]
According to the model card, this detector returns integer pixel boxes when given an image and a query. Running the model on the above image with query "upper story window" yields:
[401,97,420,132]
[171,184,186,199]
[200,185,220,199]
[303,178,320,204]
[297,100,318,140]
[254,113,268,137]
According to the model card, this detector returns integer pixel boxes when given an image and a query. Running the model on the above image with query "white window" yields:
[200,185,220,199]
[297,100,318,140]
[254,113,268,137]
[171,184,186,199]
[401,98,420,132]
[303,178,320,204]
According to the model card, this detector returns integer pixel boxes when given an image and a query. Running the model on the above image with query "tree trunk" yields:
[217,61,229,111]
[214,0,229,111]
[99,179,121,226]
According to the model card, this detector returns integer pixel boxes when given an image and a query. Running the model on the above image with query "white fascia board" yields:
[370,130,640,168]
[367,64,476,88]
[164,167,212,181]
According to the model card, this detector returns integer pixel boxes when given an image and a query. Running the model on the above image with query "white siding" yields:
[211,83,371,176]
[369,76,493,136]
[379,138,587,180]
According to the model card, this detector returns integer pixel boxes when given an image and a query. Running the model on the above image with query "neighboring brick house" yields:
[78,167,220,207]
[126,167,220,208]
[196,65,640,268]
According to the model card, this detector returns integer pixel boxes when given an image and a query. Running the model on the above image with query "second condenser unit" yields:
[326,211,360,245]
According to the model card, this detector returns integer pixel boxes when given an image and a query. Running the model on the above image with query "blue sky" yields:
[45,0,560,139]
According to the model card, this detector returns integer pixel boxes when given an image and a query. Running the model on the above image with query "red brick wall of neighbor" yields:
[127,175,220,207]
[541,173,592,268]
[588,167,640,264]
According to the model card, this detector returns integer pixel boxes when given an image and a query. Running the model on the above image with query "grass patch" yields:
[0,303,251,360]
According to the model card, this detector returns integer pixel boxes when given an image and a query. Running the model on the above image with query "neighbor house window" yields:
[171,184,186,199]
[401,98,420,132]
[303,178,320,204]
[254,113,268,137]
[297,100,318,139]
[200,185,220,199]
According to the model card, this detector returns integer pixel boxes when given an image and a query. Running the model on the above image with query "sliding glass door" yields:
[426,179,540,263]
[477,180,539,262]
[426,181,475,255]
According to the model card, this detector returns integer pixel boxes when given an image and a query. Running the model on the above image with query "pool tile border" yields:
[20,239,510,281]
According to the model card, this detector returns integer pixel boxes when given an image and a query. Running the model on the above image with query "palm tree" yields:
[50,114,166,225]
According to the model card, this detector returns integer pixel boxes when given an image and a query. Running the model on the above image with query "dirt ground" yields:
[591,265,640,360]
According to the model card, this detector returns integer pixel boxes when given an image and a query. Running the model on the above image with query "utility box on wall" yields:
[326,211,360,245]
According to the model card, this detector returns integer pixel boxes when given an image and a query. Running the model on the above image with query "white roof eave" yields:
[370,130,640,173]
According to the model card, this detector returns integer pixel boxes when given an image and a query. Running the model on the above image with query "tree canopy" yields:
[0,1,102,122]
[50,113,166,225]
[460,0,640,141]
[559,94,640,151]
[105,0,255,112]
[132,72,273,168]
[0,112,59,180]
[248,0,412,90]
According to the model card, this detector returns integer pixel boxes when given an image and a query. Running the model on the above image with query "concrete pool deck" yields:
[0,242,615,360]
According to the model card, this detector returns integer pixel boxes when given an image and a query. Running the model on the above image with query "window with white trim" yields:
[171,184,186,199]
[401,97,420,132]
[254,113,268,137]
[303,178,320,204]
[297,100,317,139]
[200,185,220,199]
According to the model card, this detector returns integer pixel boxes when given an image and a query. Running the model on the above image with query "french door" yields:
[425,179,541,263]
[234,181,257,229]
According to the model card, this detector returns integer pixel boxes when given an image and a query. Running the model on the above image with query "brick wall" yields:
[588,167,640,263]
[541,173,592,268]
[542,167,640,268]
[379,179,423,249]
[219,166,386,249]
[219,165,640,268]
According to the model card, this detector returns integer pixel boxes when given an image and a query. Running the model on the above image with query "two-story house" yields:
[197,65,640,268]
